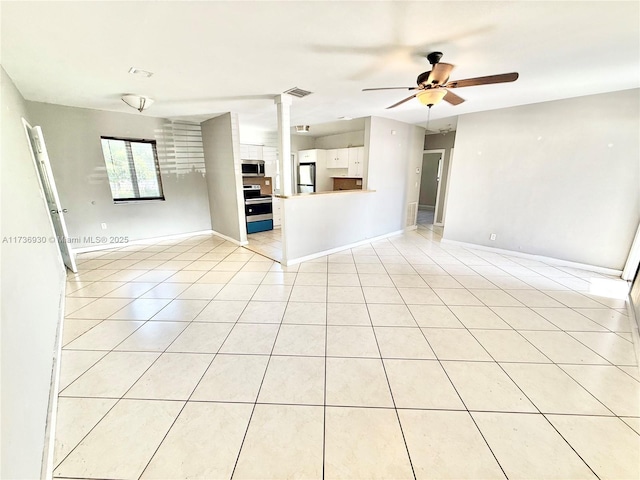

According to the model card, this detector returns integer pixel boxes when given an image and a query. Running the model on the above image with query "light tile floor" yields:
[55,225,639,479]
[246,227,282,262]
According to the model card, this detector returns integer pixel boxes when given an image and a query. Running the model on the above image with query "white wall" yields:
[367,117,425,235]
[1,67,67,478]
[26,102,211,247]
[314,130,364,149]
[282,117,424,262]
[291,134,316,153]
[239,125,277,148]
[282,191,377,260]
[444,89,640,270]
[201,113,247,243]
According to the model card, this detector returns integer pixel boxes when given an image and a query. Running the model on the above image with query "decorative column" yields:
[274,94,293,197]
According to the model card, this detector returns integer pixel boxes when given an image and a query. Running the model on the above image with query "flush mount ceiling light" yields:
[416,89,448,107]
[295,125,310,133]
[128,67,153,77]
[121,94,154,112]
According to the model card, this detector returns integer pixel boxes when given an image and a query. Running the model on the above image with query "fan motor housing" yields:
[417,71,432,87]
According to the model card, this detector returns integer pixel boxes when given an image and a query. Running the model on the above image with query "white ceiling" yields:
[1,1,638,135]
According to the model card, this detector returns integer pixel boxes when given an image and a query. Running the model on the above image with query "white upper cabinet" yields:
[298,149,324,163]
[263,146,278,178]
[326,148,349,168]
[240,144,263,160]
[347,146,364,177]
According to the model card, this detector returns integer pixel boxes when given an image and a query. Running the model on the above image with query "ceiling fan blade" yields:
[363,87,418,91]
[386,93,418,109]
[427,62,454,85]
[443,89,465,105]
[446,72,519,88]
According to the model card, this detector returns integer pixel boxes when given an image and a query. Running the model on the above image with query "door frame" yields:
[22,119,77,272]
[441,147,454,227]
[421,149,445,226]
[622,222,640,281]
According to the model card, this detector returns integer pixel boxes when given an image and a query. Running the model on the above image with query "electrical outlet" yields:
[265,179,270,185]
[101,223,107,230]
[490,233,497,241]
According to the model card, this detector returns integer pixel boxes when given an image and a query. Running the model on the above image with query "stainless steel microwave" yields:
[241,160,265,177]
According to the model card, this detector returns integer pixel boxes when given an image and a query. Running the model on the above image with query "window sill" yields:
[113,198,166,204]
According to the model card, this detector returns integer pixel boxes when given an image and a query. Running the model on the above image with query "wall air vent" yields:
[284,87,313,98]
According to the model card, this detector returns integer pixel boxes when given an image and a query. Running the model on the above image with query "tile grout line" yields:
[456,310,605,480]
[368,244,418,480]
[134,243,264,479]
[228,253,299,480]
[60,232,635,478]
[56,242,244,476]
[390,245,511,480]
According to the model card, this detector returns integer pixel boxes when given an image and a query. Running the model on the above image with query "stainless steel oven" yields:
[241,160,265,177]
[243,185,273,233]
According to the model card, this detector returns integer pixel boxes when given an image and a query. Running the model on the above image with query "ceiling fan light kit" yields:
[121,94,154,112]
[363,51,519,110]
[417,89,447,107]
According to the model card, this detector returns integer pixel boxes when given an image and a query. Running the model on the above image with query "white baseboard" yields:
[283,229,404,266]
[626,298,640,371]
[71,229,216,254]
[211,230,248,246]
[441,238,623,276]
[42,283,66,479]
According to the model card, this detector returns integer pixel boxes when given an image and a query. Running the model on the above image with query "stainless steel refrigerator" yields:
[297,162,316,194]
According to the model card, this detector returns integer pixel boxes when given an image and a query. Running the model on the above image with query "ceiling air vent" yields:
[284,87,313,98]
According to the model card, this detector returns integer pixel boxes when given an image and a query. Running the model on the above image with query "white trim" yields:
[441,146,454,226]
[625,297,640,367]
[622,222,640,281]
[22,118,72,273]
[405,225,418,232]
[41,283,66,480]
[441,238,623,276]
[283,229,404,266]
[211,230,249,246]
[71,229,216,253]
[421,149,445,226]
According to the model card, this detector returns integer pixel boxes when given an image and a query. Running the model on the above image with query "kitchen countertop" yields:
[275,189,375,199]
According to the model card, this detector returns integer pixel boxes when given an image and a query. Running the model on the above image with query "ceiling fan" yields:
[363,52,519,109]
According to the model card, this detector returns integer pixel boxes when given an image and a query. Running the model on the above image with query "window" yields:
[100,137,164,202]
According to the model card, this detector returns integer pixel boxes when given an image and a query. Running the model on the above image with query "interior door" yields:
[23,120,77,272]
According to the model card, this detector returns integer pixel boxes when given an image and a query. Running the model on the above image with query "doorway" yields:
[418,150,444,226]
